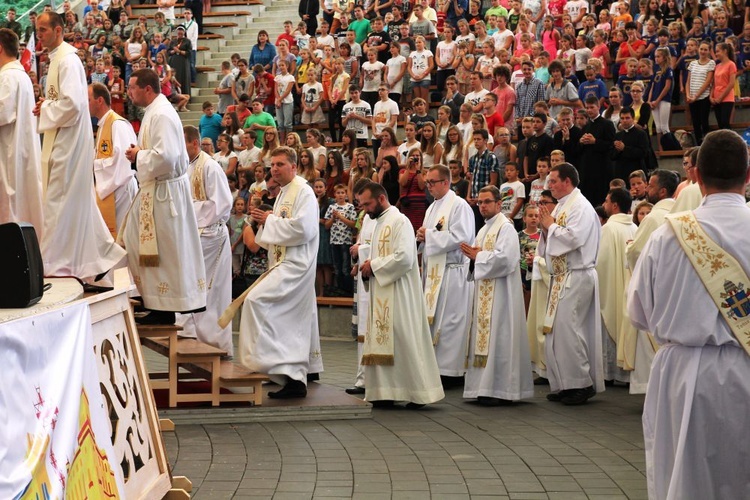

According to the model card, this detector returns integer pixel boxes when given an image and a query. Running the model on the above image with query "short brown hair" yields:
[270,146,298,166]
[130,68,160,94]
[90,81,111,107]
[0,28,19,59]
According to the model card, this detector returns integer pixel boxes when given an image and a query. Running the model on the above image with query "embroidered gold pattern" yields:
[425,264,441,313]
[139,191,155,244]
[197,278,206,291]
[374,298,391,346]
[675,214,729,277]
[47,84,58,100]
[157,282,169,295]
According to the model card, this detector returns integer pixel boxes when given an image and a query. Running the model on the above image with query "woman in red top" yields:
[616,22,645,75]
[711,42,737,130]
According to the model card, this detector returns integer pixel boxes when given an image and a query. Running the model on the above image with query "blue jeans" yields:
[331,244,352,293]
[276,101,293,132]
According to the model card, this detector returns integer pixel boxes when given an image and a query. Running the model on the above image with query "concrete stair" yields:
[172,0,297,127]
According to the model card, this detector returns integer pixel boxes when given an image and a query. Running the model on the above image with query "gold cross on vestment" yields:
[378,226,392,256]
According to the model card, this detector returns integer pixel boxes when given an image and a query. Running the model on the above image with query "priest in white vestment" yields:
[176,126,234,356]
[597,188,635,384]
[346,202,377,396]
[359,183,444,408]
[671,147,702,213]
[88,82,138,234]
[461,186,534,405]
[537,163,604,405]
[124,68,206,324]
[0,31,43,239]
[417,165,475,381]
[624,169,678,393]
[240,146,324,398]
[628,130,750,500]
[35,13,126,281]
[527,193,558,383]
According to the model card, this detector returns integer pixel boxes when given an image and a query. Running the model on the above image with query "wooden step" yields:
[317,296,353,307]
[203,22,239,28]
[196,65,216,73]
[199,33,224,40]
[185,360,268,405]
[142,336,227,358]
[132,1,260,10]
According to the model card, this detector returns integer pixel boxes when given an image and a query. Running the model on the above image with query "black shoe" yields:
[268,380,307,399]
[345,386,365,395]
[546,391,564,402]
[561,386,595,406]
[533,376,549,385]
[94,269,110,283]
[307,373,320,382]
[135,310,176,325]
[370,400,395,408]
[478,396,512,406]
[405,402,425,410]
[604,379,615,387]
[440,375,465,389]
[83,283,114,294]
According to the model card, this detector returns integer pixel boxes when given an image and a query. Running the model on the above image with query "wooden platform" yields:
[157,381,371,425]
[138,324,268,408]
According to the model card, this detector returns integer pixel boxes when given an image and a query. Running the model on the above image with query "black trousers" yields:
[689,97,711,144]
[714,101,734,130]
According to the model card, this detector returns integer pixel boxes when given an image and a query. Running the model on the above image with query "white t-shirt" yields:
[309,145,327,170]
[456,33,476,49]
[465,88,489,109]
[572,47,592,72]
[213,151,239,174]
[302,81,324,107]
[500,180,526,219]
[409,49,434,82]
[317,34,335,48]
[274,73,296,104]
[398,140,422,164]
[435,40,457,68]
[239,146,261,169]
[361,61,385,92]
[510,69,525,88]
[296,33,311,50]
[565,0,588,29]
[492,29,514,52]
[342,100,373,139]
[373,99,400,136]
[385,55,407,93]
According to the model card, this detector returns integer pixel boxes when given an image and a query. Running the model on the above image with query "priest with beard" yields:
[460,185,534,405]
[597,188,636,385]
[359,182,444,408]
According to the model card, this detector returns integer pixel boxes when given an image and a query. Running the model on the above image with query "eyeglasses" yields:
[631,89,643,93]
[425,179,447,186]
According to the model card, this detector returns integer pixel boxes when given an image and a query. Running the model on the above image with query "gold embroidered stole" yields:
[667,211,750,357]
[135,121,162,267]
[218,177,304,329]
[269,177,303,265]
[543,190,580,334]
[424,193,458,331]
[362,214,396,366]
[190,151,209,202]
[472,214,511,368]
[94,111,126,238]
[40,42,78,196]
[356,216,375,345]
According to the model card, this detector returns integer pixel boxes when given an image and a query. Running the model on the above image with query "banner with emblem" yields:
[0,302,125,499]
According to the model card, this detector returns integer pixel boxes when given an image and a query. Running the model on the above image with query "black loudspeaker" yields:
[0,222,44,308]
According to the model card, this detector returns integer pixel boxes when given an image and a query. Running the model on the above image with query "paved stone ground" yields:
[163,338,648,499]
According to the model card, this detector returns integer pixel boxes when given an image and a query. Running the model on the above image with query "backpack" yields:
[673,129,696,149]
[660,132,682,151]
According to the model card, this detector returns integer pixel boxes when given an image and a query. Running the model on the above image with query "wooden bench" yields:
[317,296,354,307]
[137,324,268,407]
